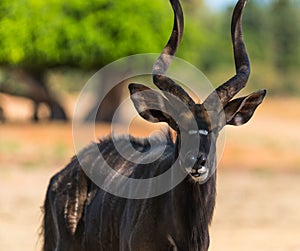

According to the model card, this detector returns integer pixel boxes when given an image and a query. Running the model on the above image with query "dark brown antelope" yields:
[43,0,266,250]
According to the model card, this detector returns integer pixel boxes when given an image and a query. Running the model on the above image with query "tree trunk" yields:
[0,68,67,122]
[84,67,126,123]
[0,106,5,123]
[85,83,124,123]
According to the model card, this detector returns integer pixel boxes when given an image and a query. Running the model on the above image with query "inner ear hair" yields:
[128,83,178,131]
[224,89,266,126]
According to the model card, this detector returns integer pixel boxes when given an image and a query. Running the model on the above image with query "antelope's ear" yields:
[224,89,266,126]
[129,83,177,130]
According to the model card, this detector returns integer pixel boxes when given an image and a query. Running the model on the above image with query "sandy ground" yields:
[0,96,300,251]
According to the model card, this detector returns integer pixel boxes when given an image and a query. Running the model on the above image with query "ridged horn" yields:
[152,0,195,107]
[204,0,250,109]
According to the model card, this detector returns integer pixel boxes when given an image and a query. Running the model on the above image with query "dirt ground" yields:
[0,96,300,251]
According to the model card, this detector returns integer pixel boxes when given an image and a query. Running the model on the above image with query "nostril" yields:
[199,155,207,166]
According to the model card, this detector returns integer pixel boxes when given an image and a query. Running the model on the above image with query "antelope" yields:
[43,0,266,250]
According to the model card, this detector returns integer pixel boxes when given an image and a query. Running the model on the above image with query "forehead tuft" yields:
[192,104,211,130]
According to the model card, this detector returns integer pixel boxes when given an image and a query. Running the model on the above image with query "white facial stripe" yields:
[188,130,209,136]
[188,130,198,135]
[199,130,209,136]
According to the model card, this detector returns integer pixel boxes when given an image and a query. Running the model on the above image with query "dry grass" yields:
[0,96,300,250]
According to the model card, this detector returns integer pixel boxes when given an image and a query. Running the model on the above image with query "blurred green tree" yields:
[270,0,300,71]
[197,0,300,95]
[0,0,299,122]
[0,0,174,69]
[0,0,174,121]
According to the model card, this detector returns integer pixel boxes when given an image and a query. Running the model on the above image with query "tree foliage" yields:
[0,0,174,69]
[201,0,300,95]
[0,0,299,95]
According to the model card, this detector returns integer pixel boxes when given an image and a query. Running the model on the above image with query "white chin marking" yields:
[197,166,207,174]
[191,168,209,182]
[184,166,209,182]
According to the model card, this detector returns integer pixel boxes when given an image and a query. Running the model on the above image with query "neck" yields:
[172,132,216,250]
[171,173,216,250]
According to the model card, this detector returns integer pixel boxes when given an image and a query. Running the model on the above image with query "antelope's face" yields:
[129,0,266,183]
[179,104,216,182]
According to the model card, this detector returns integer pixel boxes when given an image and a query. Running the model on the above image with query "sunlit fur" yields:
[43,132,216,250]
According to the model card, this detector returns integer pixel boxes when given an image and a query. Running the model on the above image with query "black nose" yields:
[198,154,207,166]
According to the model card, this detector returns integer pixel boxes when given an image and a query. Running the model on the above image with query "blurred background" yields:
[0,0,299,250]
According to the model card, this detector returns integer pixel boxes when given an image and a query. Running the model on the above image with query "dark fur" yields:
[42,0,265,250]
[43,133,216,251]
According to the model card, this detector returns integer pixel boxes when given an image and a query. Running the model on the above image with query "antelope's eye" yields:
[184,152,197,168]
